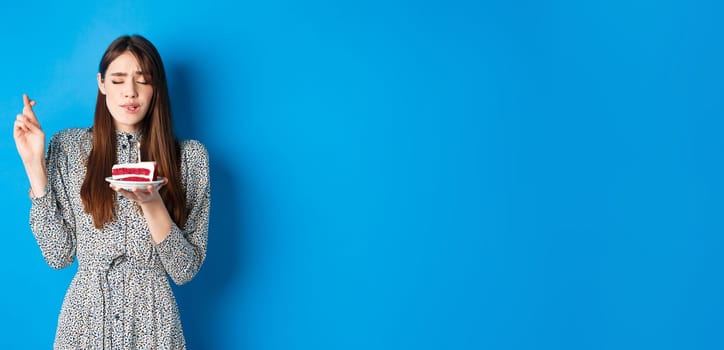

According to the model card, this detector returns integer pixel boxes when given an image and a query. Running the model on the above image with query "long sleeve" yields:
[30,132,77,270]
[155,140,211,285]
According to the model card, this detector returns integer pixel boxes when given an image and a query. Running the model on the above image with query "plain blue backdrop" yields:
[1,0,723,349]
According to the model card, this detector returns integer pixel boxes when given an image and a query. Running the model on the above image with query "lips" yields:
[121,102,141,113]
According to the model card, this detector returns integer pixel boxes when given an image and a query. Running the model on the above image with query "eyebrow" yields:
[109,71,144,77]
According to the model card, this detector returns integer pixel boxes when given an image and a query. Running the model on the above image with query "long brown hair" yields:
[81,35,188,229]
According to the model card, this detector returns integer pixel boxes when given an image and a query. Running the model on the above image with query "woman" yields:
[13,35,210,349]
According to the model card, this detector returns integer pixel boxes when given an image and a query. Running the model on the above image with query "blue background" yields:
[1,1,723,349]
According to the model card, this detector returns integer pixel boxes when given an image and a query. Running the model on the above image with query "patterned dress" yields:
[29,128,210,350]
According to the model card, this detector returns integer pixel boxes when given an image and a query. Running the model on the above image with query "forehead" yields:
[106,51,143,74]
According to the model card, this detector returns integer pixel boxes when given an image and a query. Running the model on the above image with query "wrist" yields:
[140,197,168,214]
[28,185,48,200]
[25,162,48,198]
[23,157,45,171]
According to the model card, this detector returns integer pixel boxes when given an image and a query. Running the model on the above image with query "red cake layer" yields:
[112,167,152,176]
[112,161,157,182]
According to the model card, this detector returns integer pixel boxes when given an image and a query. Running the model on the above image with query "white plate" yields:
[105,177,166,190]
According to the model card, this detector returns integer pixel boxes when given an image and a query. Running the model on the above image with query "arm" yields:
[155,141,210,285]
[15,94,76,269]
[113,141,210,284]
[24,134,77,269]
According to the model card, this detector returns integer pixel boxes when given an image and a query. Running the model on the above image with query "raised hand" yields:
[13,94,46,166]
[14,94,48,197]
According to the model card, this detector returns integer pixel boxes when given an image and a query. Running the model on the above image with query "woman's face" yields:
[97,51,153,132]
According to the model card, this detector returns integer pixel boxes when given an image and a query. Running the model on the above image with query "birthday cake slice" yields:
[111,161,157,182]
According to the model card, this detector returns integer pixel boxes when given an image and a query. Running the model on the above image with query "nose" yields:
[123,81,138,98]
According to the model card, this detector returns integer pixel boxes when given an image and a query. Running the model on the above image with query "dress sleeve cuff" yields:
[29,186,52,206]
[28,185,48,200]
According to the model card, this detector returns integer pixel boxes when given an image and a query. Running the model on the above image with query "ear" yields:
[97,73,106,95]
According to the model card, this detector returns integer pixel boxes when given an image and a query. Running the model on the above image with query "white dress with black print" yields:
[29,128,210,350]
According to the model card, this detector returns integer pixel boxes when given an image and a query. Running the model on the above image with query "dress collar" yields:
[115,129,142,142]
